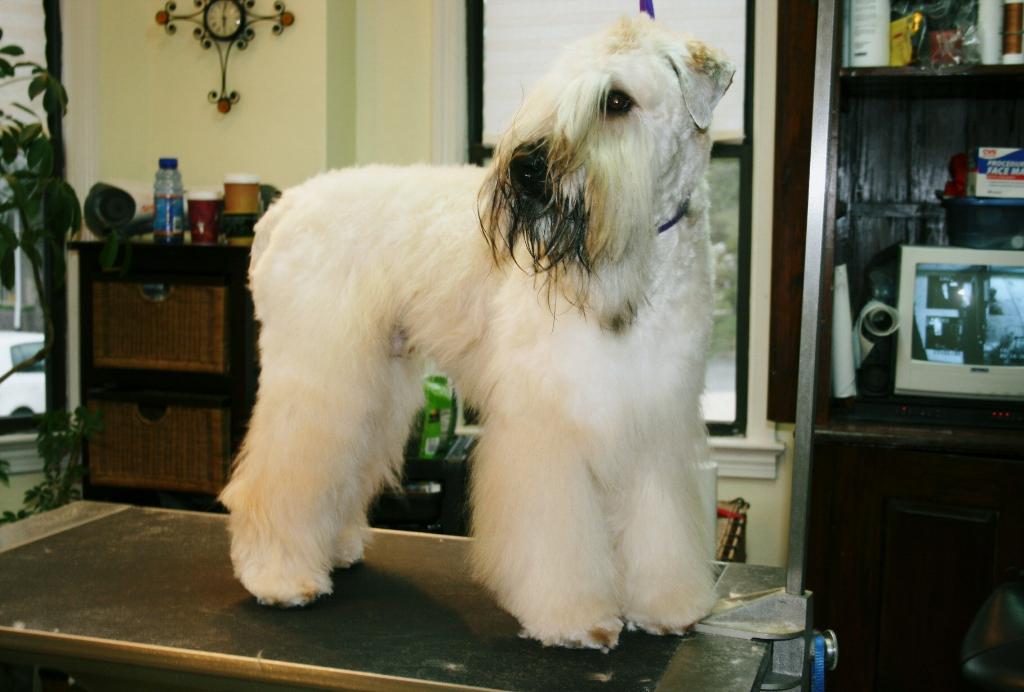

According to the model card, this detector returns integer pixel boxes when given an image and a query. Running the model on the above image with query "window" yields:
[0,0,66,432]
[466,0,753,434]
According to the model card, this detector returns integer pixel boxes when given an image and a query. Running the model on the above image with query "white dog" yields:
[220,14,733,651]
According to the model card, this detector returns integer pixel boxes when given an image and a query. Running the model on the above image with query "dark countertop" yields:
[0,502,772,691]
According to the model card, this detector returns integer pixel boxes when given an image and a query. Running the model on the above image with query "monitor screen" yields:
[911,263,1024,368]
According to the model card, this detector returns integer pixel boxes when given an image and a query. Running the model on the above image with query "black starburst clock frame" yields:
[156,0,295,114]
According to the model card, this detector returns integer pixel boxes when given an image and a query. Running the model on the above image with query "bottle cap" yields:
[158,157,179,169]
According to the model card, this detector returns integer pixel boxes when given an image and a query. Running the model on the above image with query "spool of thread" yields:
[980,0,1004,64]
[1004,0,1023,64]
[223,173,262,214]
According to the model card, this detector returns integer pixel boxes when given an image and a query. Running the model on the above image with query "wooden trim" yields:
[767,0,819,423]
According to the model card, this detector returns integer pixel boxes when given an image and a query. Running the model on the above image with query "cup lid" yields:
[187,190,221,201]
[225,173,260,184]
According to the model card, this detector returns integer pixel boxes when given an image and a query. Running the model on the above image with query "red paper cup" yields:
[187,191,222,244]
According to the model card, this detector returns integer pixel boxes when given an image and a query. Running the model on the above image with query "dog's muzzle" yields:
[510,145,551,204]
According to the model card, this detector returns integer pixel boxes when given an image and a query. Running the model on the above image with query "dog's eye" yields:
[605,90,633,115]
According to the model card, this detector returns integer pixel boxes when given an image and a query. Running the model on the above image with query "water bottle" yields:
[153,157,185,244]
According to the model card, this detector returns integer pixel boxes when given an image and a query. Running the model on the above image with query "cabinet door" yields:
[808,441,1024,691]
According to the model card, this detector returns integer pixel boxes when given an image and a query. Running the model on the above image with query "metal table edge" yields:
[0,627,501,692]
[0,502,131,554]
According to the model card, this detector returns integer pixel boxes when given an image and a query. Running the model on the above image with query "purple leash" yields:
[640,0,655,18]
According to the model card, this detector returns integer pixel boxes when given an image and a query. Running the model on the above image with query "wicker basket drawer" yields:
[92,281,229,373]
[87,398,231,494]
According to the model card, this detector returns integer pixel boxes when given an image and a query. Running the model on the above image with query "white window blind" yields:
[0,0,48,124]
[483,0,746,146]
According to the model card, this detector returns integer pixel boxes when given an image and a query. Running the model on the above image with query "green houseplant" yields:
[0,27,102,522]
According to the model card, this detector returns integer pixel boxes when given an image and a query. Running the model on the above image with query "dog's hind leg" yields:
[331,352,424,569]
[469,412,623,651]
[220,319,419,607]
[219,368,349,607]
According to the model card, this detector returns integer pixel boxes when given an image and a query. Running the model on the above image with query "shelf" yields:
[847,201,945,219]
[839,64,1024,97]
[815,418,1023,458]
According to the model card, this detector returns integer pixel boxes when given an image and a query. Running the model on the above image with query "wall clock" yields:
[156,0,295,114]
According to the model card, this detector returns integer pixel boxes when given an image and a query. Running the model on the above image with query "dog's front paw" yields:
[624,599,710,638]
[237,563,333,608]
[521,616,624,652]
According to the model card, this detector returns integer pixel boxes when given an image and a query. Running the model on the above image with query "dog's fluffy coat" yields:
[220,15,733,651]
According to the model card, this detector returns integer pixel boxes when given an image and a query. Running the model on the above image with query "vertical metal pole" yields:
[786,0,840,597]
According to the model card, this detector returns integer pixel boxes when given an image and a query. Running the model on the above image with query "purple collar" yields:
[657,196,690,233]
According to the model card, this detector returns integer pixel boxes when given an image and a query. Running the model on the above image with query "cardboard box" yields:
[969,147,1024,198]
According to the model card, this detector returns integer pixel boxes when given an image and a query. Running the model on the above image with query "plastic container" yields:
[943,197,1024,250]
[223,173,261,214]
[153,157,185,244]
[187,190,222,244]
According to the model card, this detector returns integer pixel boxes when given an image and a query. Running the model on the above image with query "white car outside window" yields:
[0,331,45,416]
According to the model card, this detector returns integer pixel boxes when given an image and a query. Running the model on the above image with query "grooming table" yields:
[0,502,781,691]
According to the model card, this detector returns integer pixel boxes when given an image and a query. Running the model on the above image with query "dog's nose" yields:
[510,147,550,202]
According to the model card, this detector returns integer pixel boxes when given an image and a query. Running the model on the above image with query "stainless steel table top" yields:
[0,502,772,691]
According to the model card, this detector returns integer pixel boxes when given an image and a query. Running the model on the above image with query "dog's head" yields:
[480,15,733,314]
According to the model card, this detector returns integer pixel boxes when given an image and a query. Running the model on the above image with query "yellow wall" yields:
[354,1,434,165]
[96,0,433,191]
[98,0,330,191]
[327,1,358,169]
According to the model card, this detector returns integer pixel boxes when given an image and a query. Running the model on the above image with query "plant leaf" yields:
[0,130,17,163]
[19,122,42,145]
[0,246,16,291]
[99,235,120,269]
[44,180,81,238]
[43,80,67,117]
[0,45,24,56]
[0,219,17,249]
[59,180,82,228]
[0,58,12,79]
[27,137,52,176]
[11,102,38,118]
[28,74,47,101]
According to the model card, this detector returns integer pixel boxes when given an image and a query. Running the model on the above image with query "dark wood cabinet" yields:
[769,2,1024,689]
[808,429,1024,691]
[72,241,257,500]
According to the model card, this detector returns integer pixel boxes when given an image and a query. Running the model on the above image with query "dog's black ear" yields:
[674,41,734,130]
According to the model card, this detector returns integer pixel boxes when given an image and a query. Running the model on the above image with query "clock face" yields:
[204,0,245,41]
